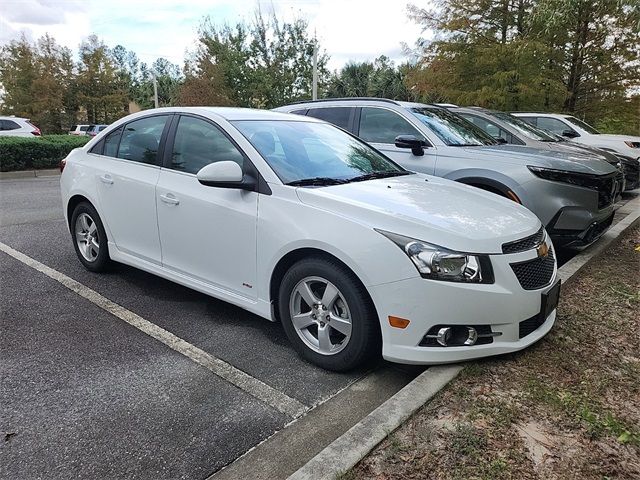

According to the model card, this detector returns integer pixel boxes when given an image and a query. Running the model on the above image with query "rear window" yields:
[1,119,21,130]
[306,107,354,131]
[70,125,78,131]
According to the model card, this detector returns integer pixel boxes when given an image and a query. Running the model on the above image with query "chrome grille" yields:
[510,248,555,290]
[502,226,544,254]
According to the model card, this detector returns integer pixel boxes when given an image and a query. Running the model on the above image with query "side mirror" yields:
[395,135,425,156]
[197,161,255,190]
[562,129,579,139]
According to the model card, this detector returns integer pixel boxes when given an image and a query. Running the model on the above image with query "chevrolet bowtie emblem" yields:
[537,243,549,258]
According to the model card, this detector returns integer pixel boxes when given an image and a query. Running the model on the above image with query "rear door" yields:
[90,114,172,264]
[355,107,437,174]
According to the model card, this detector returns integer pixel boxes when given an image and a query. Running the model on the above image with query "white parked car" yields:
[513,113,640,160]
[68,124,91,136]
[60,107,559,371]
[0,116,41,137]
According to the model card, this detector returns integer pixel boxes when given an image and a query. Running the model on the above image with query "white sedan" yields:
[60,107,559,371]
[513,112,640,160]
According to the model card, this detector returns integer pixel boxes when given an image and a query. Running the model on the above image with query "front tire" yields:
[70,202,110,272]
[278,257,380,371]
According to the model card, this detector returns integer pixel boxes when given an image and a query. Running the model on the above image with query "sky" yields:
[0,0,429,71]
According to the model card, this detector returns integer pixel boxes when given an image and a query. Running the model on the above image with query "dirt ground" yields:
[350,226,640,480]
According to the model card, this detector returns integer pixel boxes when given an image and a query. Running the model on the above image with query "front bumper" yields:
[369,242,558,365]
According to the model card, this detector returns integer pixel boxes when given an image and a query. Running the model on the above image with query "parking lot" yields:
[0,175,422,479]
[1,175,637,479]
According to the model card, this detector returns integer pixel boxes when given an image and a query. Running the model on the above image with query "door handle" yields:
[160,193,180,205]
[99,174,113,185]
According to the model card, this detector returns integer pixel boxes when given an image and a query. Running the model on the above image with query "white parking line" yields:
[0,241,308,419]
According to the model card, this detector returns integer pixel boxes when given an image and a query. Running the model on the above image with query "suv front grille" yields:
[502,226,544,254]
[510,248,555,290]
[595,174,617,209]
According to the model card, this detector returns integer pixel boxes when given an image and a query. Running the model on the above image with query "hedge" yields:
[0,135,90,172]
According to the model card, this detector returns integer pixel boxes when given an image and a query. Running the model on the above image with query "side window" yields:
[117,115,169,164]
[518,117,537,127]
[170,116,244,174]
[306,107,353,130]
[1,120,20,130]
[462,115,510,142]
[359,107,424,144]
[535,117,573,135]
[99,127,123,157]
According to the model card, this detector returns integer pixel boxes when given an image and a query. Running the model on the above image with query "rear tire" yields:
[278,256,380,371]
[70,202,110,272]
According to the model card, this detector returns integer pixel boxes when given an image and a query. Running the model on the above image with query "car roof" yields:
[0,116,29,121]
[511,112,571,118]
[129,106,321,123]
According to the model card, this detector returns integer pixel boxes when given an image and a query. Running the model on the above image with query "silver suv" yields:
[450,107,637,191]
[275,98,619,247]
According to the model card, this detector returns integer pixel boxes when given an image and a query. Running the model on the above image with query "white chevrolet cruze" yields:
[60,107,560,371]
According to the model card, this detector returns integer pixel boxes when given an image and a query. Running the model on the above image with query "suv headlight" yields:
[624,141,639,149]
[527,165,606,189]
[376,230,494,284]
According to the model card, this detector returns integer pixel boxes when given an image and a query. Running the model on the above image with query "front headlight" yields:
[527,165,609,190]
[624,141,640,149]
[376,230,494,284]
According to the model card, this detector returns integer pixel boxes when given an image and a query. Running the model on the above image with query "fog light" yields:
[433,326,478,346]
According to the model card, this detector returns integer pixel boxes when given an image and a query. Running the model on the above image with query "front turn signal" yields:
[388,316,410,329]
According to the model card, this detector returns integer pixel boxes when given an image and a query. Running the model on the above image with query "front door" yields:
[156,115,258,299]
[356,107,437,174]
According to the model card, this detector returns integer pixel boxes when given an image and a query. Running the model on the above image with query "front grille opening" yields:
[510,248,555,290]
[519,314,546,338]
[502,226,544,254]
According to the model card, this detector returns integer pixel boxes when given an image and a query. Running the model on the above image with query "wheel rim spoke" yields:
[80,214,90,231]
[317,324,332,352]
[321,283,339,309]
[291,312,315,330]
[88,222,97,235]
[296,282,318,308]
[329,314,351,336]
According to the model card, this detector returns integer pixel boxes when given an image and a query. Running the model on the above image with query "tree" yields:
[406,0,640,131]
[326,56,414,100]
[183,8,329,108]
[76,35,128,124]
[0,34,76,133]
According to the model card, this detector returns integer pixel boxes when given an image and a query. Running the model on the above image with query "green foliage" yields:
[407,0,640,129]
[326,56,414,100]
[0,135,89,172]
[183,9,329,108]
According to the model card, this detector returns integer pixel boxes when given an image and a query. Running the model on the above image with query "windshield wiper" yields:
[348,171,411,182]
[286,177,349,187]
[450,143,484,147]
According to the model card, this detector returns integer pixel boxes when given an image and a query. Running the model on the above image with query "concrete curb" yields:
[287,196,640,480]
[0,168,60,179]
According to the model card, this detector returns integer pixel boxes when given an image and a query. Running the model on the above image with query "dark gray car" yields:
[275,98,620,247]
[451,107,637,191]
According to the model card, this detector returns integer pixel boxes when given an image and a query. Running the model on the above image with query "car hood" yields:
[544,141,621,164]
[296,174,540,254]
[467,145,617,175]
[589,133,640,143]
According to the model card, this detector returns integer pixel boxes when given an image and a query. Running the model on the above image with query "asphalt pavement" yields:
[0,176,418,479]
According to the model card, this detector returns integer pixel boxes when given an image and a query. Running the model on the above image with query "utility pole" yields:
[152,72,159,108]
[312,40,318,101]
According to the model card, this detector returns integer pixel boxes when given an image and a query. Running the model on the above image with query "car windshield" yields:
[232,120,409,185]
[492,112,559,142]
[564,116,600,134]
[408,107,497,146]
